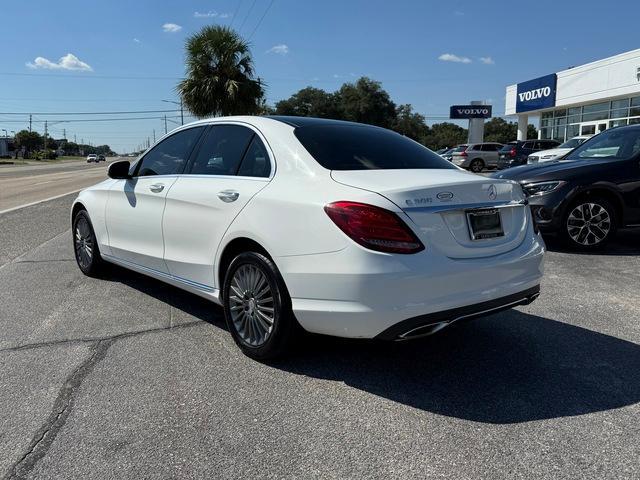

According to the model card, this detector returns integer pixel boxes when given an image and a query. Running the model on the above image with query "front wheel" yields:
[562,198,616,250]
[72,210,105,276]
[222,252,298,360]
[469,159,484,173]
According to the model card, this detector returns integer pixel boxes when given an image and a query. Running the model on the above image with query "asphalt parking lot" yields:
[1,194,639,479]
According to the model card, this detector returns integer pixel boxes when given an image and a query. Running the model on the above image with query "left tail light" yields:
[324,201,425,254]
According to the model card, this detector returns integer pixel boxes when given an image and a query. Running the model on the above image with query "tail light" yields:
[509,147,516,157]
[460,150,468,157]
[324,201,424,254]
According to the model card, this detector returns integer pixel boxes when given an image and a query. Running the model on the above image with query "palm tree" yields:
[178,26,264,117]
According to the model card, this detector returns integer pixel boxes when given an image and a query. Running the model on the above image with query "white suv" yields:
[450,143,504,173]
[527,136,591,164]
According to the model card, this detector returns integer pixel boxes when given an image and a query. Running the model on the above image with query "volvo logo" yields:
[455,108,489,116]
[487,184,497,200]
[518,86,552,102]
[436,191,454,201]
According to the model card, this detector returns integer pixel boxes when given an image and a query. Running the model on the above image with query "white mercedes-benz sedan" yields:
[71,116,544,359]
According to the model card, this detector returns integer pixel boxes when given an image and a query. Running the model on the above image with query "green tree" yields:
[484,117,538,143]
[393,104,428,141]
[423,122,467,150]
[14,130,43,156]
[274,87,340,119]
[336,77,397,128]
[177,26,264,117]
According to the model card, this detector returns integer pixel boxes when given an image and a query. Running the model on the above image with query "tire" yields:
[222,251,298,360]
[72,210,105,276]
[561,197,617,250]
[469,159,484,173]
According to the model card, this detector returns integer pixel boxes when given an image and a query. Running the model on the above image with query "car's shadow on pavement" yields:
[543,229,640,255]
[104,265,640,425]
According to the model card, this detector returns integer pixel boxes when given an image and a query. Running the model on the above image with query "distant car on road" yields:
[527,136,591,164]
[450,143,504,172]
[494,125,640,250]
[497,139,560,169]
[70,116,543,360]
[86,154,98,163]
[97,154,106,162]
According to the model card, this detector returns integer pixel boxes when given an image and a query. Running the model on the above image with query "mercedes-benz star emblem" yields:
[488,184,497,200]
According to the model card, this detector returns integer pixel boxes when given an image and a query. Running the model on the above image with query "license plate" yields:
[466,208,504,240]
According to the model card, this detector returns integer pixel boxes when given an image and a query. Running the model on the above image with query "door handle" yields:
[149,183,165,193]
[217,190,239,203]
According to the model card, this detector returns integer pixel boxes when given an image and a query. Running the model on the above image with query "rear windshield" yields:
[451,145,468,153]
[294,125,457,171]
[499,143,517,152]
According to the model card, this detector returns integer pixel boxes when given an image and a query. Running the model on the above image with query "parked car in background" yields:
[450,143,504,172]
[71,116,543,360]
[439,148,454,161]
[497,140,560,169]
[86,154,98,163]
[527,136,591,164]
[494,125,640,250]
[435,147,450,155]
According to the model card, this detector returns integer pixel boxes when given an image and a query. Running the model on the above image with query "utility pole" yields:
[74,134,77,143]
[164,115,168,134]
[44,120,48,151]
[29,114,32,132]
[180,99,184,125]
[153,129,156,143]
[63,128,66,140]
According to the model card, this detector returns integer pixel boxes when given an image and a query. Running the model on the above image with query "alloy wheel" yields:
[74,216,94,270]
[228,264,275,347]
[566,202,611,246]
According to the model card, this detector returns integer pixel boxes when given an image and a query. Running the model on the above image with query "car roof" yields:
[263,115,369,128]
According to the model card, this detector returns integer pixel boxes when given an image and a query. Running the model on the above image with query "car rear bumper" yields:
[275,230,545,339]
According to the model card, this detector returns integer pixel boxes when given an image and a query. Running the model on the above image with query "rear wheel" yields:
[222,252,298,360]
[72,210,105,276]
[562,197,616,250]
[469,158,484,173]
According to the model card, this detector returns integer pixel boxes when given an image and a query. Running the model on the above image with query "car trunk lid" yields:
[331,169,529,259]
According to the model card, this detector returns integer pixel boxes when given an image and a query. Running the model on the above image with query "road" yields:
[0,159,119,213]
[0,195,639,479]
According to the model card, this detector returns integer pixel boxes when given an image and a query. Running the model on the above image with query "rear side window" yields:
[237,136,271,177]
[499,143,516,152]
[189,125,254,176]
[523,142,535,150]
[294,125,457,171]
[452,145,468,153]
[136,127,205,177]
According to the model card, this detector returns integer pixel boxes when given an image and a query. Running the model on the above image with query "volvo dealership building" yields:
[505,48,640,141]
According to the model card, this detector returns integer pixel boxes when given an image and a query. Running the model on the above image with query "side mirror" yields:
[108,160,131,179]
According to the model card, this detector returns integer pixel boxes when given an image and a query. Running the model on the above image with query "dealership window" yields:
[611,99,629,119]
[582,102,610,122]
[629,117,640,125]
[610,119,628,128]
[566,124,580,138]
[540,127,552,139]
[630,97,640,117]
[553,126,566,141]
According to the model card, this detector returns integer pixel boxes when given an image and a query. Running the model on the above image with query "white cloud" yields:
[454,10,464,15]
[479,56,495,65]
[26,53,93,71]
[438,53,472,64]
[218,13,230,18]
[194,11,217,18]
[162,23,182,33]
[133,38,141,43]
[266,44,289,55]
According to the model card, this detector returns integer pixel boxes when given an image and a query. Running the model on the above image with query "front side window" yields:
[566,127,640,161]
[189,125,254,176]
[136,127,205,177]
[295,125,457,171]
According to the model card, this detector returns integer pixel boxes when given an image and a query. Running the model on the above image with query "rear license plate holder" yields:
[466,208,504,240]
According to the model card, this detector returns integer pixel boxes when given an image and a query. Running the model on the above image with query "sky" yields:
[1,0,640,153]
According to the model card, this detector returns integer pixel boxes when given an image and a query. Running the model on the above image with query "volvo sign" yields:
[449,105,492,119]
[516,74,557,113]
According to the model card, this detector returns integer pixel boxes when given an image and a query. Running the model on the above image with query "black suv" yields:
[493,125,640,249]
[497,139,560,169]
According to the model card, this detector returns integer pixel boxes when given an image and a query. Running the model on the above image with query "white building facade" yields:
[505,48,640,141]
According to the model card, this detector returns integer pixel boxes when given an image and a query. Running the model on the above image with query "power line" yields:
[0,72,182,81]
[229,0,243,27]
[0,109,180,116]
[0,115,183,124]
[238,0,258,32]
[247,0,275,40]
